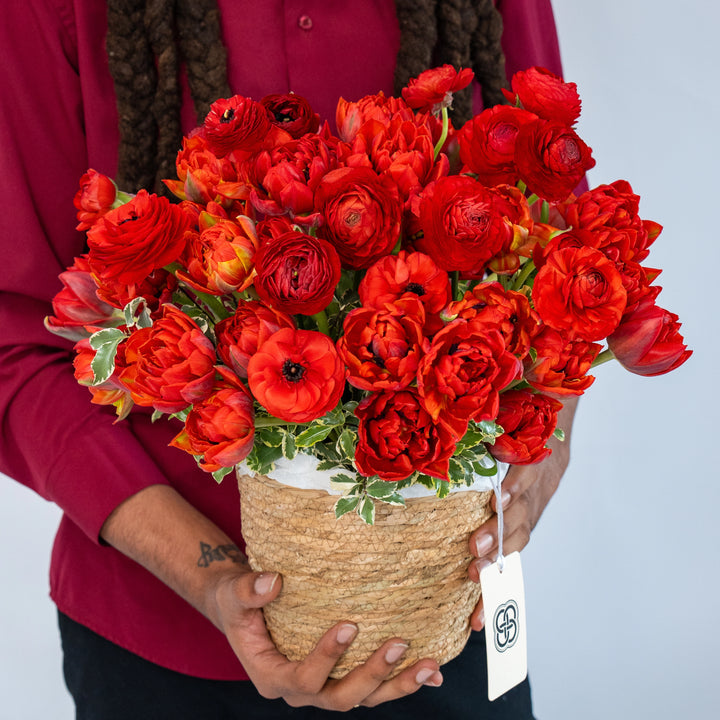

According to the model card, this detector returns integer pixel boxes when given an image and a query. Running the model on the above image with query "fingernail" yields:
[416,668,443,686]
[474,557,491,575]
[336,623,357,645]
[501,491,511,508]
[478,609,485,630]
[384,642,408,665]
[253,573,278,595]
[475,534,493,556]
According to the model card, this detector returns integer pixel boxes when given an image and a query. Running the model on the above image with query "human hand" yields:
[209,566,444,710]
[466,397,576,631]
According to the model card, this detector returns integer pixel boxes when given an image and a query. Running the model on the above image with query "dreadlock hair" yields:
[107,0,506,194]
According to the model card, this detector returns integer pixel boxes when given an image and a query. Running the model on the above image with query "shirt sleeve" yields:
[0,0,171,544]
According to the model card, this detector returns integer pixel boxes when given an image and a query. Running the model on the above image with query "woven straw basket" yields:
[238,472,493,678]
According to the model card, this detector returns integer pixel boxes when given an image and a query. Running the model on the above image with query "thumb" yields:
[228,570,283,610]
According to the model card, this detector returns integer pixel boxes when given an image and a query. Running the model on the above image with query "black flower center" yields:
[406,282,425,296]
[220,108,235,124]
[282,360,306,382]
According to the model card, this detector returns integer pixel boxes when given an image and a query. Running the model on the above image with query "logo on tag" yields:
[493,599,519,652]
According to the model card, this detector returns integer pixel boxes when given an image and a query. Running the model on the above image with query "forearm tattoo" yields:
[196,541,244,568]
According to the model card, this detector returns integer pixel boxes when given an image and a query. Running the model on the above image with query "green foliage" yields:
[88,328,125,385]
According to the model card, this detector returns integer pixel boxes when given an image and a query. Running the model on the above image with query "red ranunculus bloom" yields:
[354,389,456,481]
[445,282,541,359]
[45,255,122,341]
[202,95,279,158]
[503,67,581,126]
[253,226,341,315]
[119,305,216,413]
[176,216,257,295]
[315,166,402,269]
[402,64,474,113]
[417,320,522,438]
[164,135,243,210]
[245,132,339,224]
[336,92,413,143]
[337,297,427,392]
[524,327,601,396]
[74,169,118,231]
[562,180,662,265]
[247,328,345,423]
[87,190,191,287]
[359,251,450,334]
[94,268,178,321]
[216,300,295,379]
[532,244,627,341]
[338,113,447,208]
[458,105,536,186]
[492,389,563,465]
[515,118,595,201]
[415,175,513,275]
[260,92,320,138]
[170,376,255,472]
[607,295,692,376]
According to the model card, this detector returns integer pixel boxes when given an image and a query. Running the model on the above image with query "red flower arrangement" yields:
[47,65,691,522]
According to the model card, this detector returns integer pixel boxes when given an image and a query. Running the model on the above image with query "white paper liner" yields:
[237,452,509,497]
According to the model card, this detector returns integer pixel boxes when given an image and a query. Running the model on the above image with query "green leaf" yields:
[334,495,361,518]
[89,327,125,351]
[359,496,375,525]
[435,481,451,499]
[316,459,342,472]
[380,492,406,507]
[336,429,356,461]
[553,427,566,441]
[319,405,345,427]
[257,427,284,447]
[295,424,335,447]
[246,444,282,475]
[123,296,152,329]
[151,410,163,423]
[211,466,234,484]
[330,473,358,484]
[90,332,125,385]
[281,431,297,460]
[448,457,467,483]
[365,480,400,499]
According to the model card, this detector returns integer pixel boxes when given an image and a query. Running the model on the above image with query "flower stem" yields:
[433,106,449,160]
[541,200,550,224]
[254,416,305,429]
[451,270,460,301]
[526,193,539,206]
[511,259,536,291]
[591,348,616,369]
[312,310,330,336]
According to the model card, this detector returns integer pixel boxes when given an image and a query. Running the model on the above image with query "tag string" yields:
[489,471,505,572]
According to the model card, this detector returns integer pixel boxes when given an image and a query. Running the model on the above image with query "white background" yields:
[1,1,718,717]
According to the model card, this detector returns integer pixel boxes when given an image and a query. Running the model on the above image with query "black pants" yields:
[59,612,535,719]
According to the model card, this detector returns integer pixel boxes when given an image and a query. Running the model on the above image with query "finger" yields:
[490,465,535,512]
[470,595,485,632]
[223,570,282,610]
[360,660,443,708]
[470,490,531,561]
[281,621,360,700]
[321,640,439,711]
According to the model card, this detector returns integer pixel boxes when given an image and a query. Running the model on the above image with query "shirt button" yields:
[298,15,313,31]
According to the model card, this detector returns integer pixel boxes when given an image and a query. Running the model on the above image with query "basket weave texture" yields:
[238,472,493,678]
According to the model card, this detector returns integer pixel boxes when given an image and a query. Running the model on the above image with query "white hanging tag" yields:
[480,551,528,701]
